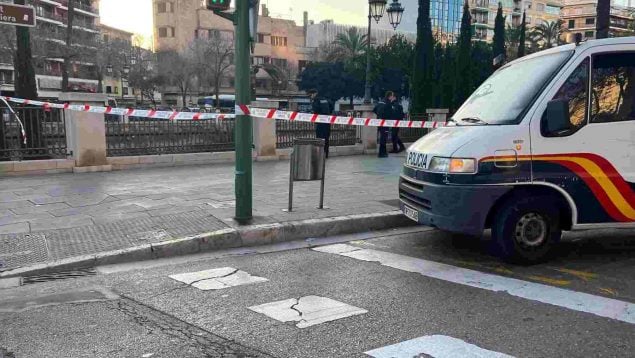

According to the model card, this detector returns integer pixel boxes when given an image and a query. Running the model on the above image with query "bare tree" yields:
[127,47,161,108]
[188,34,234,108]
[157,50,197,108]
[61,0,76,92]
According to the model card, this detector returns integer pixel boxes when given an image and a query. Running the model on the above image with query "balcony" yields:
[472,0,489,10]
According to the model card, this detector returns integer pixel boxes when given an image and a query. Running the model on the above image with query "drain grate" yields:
[0,234,49,271]
[22,268,96,285]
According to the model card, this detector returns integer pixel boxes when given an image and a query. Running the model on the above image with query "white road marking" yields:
[313,244,635,325]
[248,295,367,328]
[365,335,515,358]
[169,267,268,290]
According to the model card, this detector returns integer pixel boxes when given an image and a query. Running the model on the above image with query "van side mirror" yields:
[541,99,571,137]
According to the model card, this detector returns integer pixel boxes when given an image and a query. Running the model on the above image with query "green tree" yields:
[439,45,456,109]
[331,27,368,61]
[299,62,364,104]
[454,0,473,108]
[532,20,562,49]
[411,0,435,114]
[371,34,415,99]
[518,12,526,58]
[492,2,506,68]
[596,0,611,39]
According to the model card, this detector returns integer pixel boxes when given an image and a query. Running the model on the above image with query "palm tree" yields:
[532,20,562,49]
[505,24,522,58]
[332,27,369,60]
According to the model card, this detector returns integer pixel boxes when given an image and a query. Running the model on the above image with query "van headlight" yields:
[429,157,476,174]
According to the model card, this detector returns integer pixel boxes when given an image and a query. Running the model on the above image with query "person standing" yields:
[307,89,332,158]
[390,96,406,153]
[373,91,394,158]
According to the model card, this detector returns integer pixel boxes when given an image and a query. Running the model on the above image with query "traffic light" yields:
[207,0,230,11]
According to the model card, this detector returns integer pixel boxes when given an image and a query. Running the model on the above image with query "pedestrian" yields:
[390,95,406,153]
[373,91,394,158]
[307,89,333,158]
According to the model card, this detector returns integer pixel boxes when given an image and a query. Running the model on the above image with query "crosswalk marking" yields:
[169,267,268,290]
[248,295,367,328]
[313,244,635,325]
[365,335,515,358]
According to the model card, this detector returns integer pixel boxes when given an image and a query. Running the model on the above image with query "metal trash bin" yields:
[292,138,325,181]
[287,138,327,211]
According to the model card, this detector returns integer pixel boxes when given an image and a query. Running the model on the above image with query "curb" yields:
[0,210,415,279]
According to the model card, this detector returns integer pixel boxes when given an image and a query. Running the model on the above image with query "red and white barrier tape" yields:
[235,105,447,129]
[3,96,233,121]
[2,96,447,128]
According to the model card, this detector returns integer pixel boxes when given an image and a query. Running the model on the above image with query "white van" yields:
[400,37,635,264]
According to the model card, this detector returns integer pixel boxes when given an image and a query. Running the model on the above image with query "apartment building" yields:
[470,0,564,41]
[562,0,634,39]
[305,19,416,49]
[0,0,101,99]
[152,0,314,104]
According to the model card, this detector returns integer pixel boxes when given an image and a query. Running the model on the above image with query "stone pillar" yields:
[353,104,377,151]
[59,93,109,169]
[426,108,450,122]
[251,100,278,159]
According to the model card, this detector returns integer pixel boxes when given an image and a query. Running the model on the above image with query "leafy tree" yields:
[411,0,435,114]
[454,1,473,108]
[532,20,562,49]
[439,45,456,109]
[492,2,506,68]
[299,62,364,105]
[518,12,526,58]
[596,0,610,39]
[371,34,415,99]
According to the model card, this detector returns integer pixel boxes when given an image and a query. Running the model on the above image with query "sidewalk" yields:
[0,154,411,275]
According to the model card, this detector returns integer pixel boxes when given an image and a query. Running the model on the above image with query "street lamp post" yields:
[363,0,405,104]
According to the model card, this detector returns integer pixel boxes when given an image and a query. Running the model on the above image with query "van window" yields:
[590,52,635,124]
[453,50,573,125]
[550,57,589,134]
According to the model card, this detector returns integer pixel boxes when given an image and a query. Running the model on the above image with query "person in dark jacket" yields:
[373,91,395,158]
[390,96,406,153]
[307,89,332,158]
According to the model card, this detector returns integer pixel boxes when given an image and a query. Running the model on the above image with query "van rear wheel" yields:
[491,195,562,264]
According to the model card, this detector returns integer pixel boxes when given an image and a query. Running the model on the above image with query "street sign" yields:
[0,3,36,27]
[206,0,231,11]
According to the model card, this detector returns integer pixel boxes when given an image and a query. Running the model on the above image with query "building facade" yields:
[562,0,635,39]
[306,19,416,49]
[0,0,101,99]
[470,0,564,41]
[152,0,316,105]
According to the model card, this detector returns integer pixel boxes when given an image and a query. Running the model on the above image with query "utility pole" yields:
[233,0,253,222]
[210,0,253,222]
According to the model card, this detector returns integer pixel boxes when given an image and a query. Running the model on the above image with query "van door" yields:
[530,48,635,225]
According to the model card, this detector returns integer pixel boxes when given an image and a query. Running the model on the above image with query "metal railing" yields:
[105,117,235,157]
[0,105,68,161]
[276,121,358,149]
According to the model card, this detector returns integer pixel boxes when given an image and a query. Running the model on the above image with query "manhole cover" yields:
[0,234,49,271]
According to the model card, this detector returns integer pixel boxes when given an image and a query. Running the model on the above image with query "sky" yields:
[99,0,419,38]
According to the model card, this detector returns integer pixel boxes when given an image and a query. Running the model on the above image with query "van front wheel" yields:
[491,195,562,264]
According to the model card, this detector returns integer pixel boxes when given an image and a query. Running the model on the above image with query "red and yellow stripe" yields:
[481,154,635,222]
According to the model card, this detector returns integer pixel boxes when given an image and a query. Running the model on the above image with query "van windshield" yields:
[452,50,574,125]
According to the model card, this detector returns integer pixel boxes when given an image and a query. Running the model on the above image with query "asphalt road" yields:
[1,227,634,358]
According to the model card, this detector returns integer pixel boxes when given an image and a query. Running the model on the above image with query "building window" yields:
[271,36,287,47]
[585,31,594,38]
[208,29,220,39]
[114,86,119,94]
[590,52,635,123]
[549,58,590,135]
[157,2,173,13]
[272,58,287,68]
[106,86,112,94]
[298,60,308,73]
[158,27,175,38]
[586,18,595,25]
[257,33,265,43]
[123,87,129,95]
[536,3,545,11]
[568,19,575,29]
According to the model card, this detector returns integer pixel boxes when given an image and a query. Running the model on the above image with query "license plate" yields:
[406,151,428,170]
[403,206,419,222]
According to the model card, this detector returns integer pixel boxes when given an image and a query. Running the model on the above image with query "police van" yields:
[400,37,635,264]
